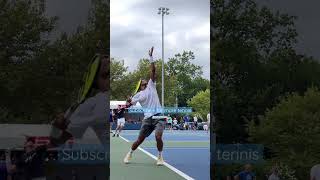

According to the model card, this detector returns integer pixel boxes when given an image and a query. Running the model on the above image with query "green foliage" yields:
[249,88,320,178]
[276,163,298,180]
[167,51,208,107]
[110,51,209,109]
[0,0,109,123]
[0,0,57,64]
[212,0,297,55]
[211,0,320,143]
[110,58,131,100]
[187,89,210,120]
[212,1,320,178]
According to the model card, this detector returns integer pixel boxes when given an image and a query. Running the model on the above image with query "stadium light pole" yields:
[158,7,169,109]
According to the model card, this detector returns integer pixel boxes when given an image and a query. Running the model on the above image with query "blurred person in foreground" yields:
[234,164,256,180]
[268,166,279,180]
[50,54,109,146]
[311,164,320,180]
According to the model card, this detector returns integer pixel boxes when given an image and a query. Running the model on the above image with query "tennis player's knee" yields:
[155,134,162,141]
[137,135,145,143]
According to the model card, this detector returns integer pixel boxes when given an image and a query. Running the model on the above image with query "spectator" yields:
[268,166,279,180]
[167,115,173,130]
[6,153,24,180]
[183,115,188,130]
[203,124,208,131]
[110,110,114,134]
[0,152,8,180]
[311,164,320,180]
[187,116,191,130]
[173,117,178,126]
[193,115,198,130]
[7,138,48,180]
[234,164,256,180]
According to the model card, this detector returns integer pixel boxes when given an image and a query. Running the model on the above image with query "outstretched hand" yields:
[148,46,154,57]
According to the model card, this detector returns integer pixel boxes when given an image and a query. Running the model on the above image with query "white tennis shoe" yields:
[123,152,132,164]
[156,155,164,166]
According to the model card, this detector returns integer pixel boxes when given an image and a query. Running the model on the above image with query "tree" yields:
[0,0,110,123]
[187,89,210,120]
[110,50,209,107]
[210,0,320,143]
[248,88,320,179]
[110,58,131,100]
[167,51,208,107]
[0,0,57,123]
[0,0,57,64]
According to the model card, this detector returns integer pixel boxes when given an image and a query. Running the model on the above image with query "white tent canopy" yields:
[110,100,141,109]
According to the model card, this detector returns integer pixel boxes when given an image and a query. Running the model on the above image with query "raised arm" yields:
[149,47,156,82]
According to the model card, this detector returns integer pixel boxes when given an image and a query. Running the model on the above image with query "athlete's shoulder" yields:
[147,78,156,88]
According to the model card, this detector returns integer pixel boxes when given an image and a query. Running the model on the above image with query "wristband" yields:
[149,56,154,63]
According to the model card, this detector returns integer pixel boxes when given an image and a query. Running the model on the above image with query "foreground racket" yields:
[50,42,105,144]
[77,54,101,104]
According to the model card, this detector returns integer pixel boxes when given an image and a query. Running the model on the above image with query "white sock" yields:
[129,149,134,154]
[158,151,162,157]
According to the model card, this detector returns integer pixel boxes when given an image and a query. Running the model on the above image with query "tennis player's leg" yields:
[123,118,154,164]
[113,119,121,137]
[116,118,125,137]
[154,120,165,166]
[113,125,118,137]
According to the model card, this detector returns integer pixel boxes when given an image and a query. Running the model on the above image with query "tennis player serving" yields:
[124,47,165,166]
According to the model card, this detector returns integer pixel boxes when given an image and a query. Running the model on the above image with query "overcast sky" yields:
[44,0,320,77]
[110,0,210,79]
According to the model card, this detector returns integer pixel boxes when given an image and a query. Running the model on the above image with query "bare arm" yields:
[149,47,156,82]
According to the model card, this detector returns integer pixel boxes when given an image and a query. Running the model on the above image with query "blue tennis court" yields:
[120,130,210,180]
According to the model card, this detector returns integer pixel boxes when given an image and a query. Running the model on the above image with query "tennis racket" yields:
[50,41,105,144]
[133,79,141,96]
[66,41,106,118]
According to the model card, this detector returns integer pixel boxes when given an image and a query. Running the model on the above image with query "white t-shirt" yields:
[173,119,178,125]
[207,113,210,123]
[193,116,198,122]
[66,91,108,145]
[311,164,320,180]
[131,79,161,119]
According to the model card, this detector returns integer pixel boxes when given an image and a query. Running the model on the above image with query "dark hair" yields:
[92,54,109,89]
[138,79,147,92]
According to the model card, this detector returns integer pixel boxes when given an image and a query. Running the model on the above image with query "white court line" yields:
[143,147,209,150]
[119,136,195,180]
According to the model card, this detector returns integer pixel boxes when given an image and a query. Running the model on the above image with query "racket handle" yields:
[49,126,63,139]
